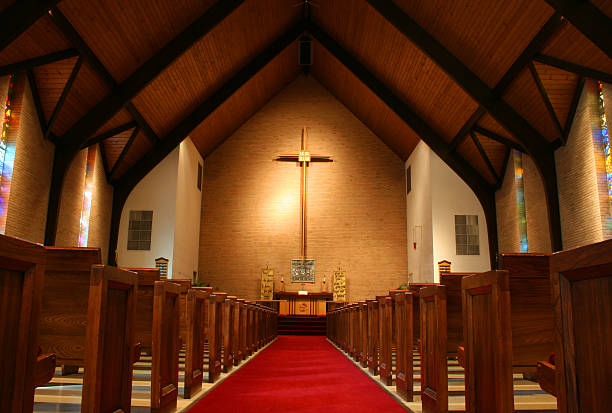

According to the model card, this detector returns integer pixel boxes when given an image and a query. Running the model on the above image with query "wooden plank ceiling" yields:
[0,0,611,191]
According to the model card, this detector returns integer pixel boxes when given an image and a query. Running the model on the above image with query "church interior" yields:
[1,0,611,412]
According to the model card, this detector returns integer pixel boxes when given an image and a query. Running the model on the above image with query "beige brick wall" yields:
[495,152,520,253]
[199,76,407,301]
[523,153,552,252]
[555,81,606,249]
[88,145,113,264]
[5,74,54,243]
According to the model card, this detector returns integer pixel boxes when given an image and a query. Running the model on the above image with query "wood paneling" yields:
[477,114,522,147]
[190,42,300,157]
[50,61,110,136]
[457,138,498,185]
[542,23,612,76]
[103,127,135,171]
[311,42,419,160]
[132,0,301,138]
[93,109,133,137]
[0,15,71,66]
[110,130,152,180]
[475,132,507,178]
[502,66,561,142]
[534,62,580,130]
[58,0,218,83]
[32,57,79,123]
[392,0,554,88]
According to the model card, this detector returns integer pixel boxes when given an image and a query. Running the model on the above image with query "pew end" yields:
[34,353,57,387]
[133,342,142,364]
[457,346,465,369]
[536,361,556,397]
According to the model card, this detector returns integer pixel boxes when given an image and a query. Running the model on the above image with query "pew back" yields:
[184,288,211,399]
[550,240,612,413]
[392,291,414,401]
[0,234,46,413]
[123,267,160,353]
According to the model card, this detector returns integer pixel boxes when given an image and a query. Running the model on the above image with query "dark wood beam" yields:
[366,0,562,251]
[528,62,564,139]
[44,148,72,245]
[500,146,512,187]
[48,7,160,145]
[97,141,110,182]
[545,0,612,60]
[0,0,61,52]
[307,22,499,266]
[473,126,527,154]
[57,0,245,150]
[470,131,501,186]
[0,48,79,76]
[26,68,47,134]
[107,20,306,265]
[450,14,565,153]
[108,127,139,178]
[83,121,138,148]
[563,76,585,143]
[534,54,612,84]
[45,56,82,138]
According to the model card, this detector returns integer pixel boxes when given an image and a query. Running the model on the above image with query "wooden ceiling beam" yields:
[83,121,138,148]
[470,131,501,186]
[56,0,245,150]
[45,56,82,139]
[0,0,61,52]
[108,127,140,179]
[450,14,565,151]
[473,126,527,154]
[108,20,306,265]
[48,7,159,145]
[528,62,564,139]
[534,54,612,84]
[544,0,612,60]
[26,68,47,135]
[307,22,499,266]
[563,76,585,143]
[0,48,79,76]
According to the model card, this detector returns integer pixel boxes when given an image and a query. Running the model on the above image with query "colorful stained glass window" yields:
[597,81,611,199]
[77,146,96,247]
[0,74,16,234]
[514,150,528,253]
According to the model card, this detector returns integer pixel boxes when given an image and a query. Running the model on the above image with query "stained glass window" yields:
[0,74,16,234]
[514,150,528,253]
[596,82,612,233]
[77,146,96,247]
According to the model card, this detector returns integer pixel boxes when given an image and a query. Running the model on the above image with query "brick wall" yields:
[5,74,54,243]
[523,153,552,252]
[495,152,520,253]
[88,145,113,264]
[199,75,407,301]
[555,81,605,249]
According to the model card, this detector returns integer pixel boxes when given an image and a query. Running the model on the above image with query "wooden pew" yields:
[420,285,447,413]
[440,273,473,355]
[81,265,138,413]
[232,298,242,366]
[359,302,368,368]
[40,246,101,375]
[222,296,236,373]
[208,293,226,383]
[409,282,437,346]
[169,278,191,348]
[34,354,57,388]
[245,301,254,357]
[367,299,379,375]
[184,287,212,399]
[549,239,612,413]
[236,299,247,362]
[378,296,393,386]
[151,281,181,412]
[122,267,160,355]
[391,291,414,401]
[536,361,556,397]
[499,253,554,374]
[0,234,46,413]
[461,270,513,413]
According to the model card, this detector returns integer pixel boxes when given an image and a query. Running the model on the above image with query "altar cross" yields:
[275,127,332,260]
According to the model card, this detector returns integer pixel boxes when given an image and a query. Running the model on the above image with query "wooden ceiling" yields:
[1,0,611,200]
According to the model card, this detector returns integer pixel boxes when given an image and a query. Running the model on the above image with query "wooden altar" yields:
[274,292,333,316]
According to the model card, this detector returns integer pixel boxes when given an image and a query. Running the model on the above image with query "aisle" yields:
[187,335,407,413]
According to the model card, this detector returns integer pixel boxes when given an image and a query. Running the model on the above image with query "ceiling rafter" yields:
[0,48,79,76]
[45,56,82,139]
[48,7,159,145]
[544,0,612,60]
[470,131,501,186]
[84,121,138,148]
[56,0,245,151]
[365,0,562,250]
[563,76,585,143]
[26,68,47,136]
[449,13,565,150]
[534,54,612,84]
[0,0,61,52]
[108,20,307,265]
[109,127,140,178]
[473,126,526,154]
[97,138,110,182]
[306,21,498,266]
[528,62,564,139]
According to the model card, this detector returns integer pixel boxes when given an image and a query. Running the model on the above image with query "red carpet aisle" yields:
[187,336,407,413]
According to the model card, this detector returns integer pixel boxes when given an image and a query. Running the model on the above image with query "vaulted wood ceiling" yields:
[1,0,612,252]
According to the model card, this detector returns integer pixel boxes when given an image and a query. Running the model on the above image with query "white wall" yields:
[117,146,179,274]
[430,151,490,277]
[406,142,434,282]
[406,142,490,282]
[172,139,204,279]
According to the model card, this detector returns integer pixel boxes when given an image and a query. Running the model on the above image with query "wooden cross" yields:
[275,127,332,260]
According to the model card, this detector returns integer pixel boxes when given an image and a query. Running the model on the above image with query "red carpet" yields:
[187,336,407,413]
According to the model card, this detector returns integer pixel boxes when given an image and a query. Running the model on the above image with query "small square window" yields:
[455,215,479,255]
[127,210,153,250]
